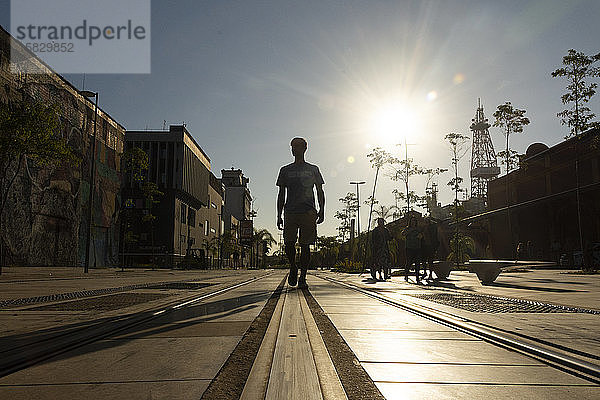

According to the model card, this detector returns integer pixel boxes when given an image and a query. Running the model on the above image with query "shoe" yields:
[288,267,298,286]
[298,279,308,289]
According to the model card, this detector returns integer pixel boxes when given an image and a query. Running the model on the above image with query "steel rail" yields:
[315,274,600,384]
[0,272,274,378]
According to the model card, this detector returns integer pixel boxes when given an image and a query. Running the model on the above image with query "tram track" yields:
[0,271,274,378]
[313,273,600,384]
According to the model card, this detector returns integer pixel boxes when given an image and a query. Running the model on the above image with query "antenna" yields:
[163,120,166,130]
[470,98,500,203]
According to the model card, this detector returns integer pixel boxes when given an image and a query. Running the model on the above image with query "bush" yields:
[332,258,364,273]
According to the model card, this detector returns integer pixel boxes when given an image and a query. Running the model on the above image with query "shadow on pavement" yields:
[0,290,273,370]
[489,282,584,293]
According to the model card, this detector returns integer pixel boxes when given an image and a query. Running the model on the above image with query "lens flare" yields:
[453,73,465,84]
[426,91,438,101]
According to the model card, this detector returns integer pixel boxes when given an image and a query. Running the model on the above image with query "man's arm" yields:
[277,186,285,230]
[315,184,325,224]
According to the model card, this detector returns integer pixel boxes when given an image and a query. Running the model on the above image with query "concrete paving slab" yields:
[112,321,250,339]
[1,336,239,384]
[375,382,600,400]
[362,362,591,385]
[343,337,544,365]
[326,313,457,331]
[0,379,210,400]
[338,329,479,341]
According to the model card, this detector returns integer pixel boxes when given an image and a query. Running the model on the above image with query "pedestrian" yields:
[371,218,392,280]
[421,217,440,280]
[516,242,525,262]
[277,137,325,289]
[402,217,423,283]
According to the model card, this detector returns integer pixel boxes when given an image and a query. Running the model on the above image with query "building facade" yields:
[221,168,252,265]
[486,129,600,263]
[123,125,210,264]
[0,26,125,267]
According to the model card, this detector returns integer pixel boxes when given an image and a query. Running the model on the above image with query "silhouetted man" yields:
[277,137,325,289]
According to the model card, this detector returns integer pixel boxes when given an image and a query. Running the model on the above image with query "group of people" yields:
[276,137,440,289]
[370,216,440,284]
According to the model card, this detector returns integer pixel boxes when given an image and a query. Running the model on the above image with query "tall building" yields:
[221,168,252,228]
[0,26,125,267]
[123,125,210,264]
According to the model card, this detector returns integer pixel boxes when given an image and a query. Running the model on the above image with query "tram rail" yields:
[0,271,274,378]
[313,273,600,384]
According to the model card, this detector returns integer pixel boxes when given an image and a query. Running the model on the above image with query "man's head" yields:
[377,218,385,227]
[290,137,307,157]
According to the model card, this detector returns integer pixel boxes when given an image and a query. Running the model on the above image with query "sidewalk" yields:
[0,266,242,302]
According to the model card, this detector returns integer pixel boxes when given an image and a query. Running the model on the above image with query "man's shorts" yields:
[284,209,317,245]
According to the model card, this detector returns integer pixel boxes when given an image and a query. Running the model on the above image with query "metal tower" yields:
[470,99,500,200]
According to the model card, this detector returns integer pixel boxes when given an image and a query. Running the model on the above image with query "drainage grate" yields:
[146,282,210,290]
[27,292,172,311]
[0,280,211,309]
[406,292,600,314]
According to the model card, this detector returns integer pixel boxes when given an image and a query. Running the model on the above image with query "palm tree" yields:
[251,228,276,268]
[371,204,400,222]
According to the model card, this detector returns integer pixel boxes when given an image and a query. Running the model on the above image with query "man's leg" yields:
[298,244,310,288]
[285,242,298,286]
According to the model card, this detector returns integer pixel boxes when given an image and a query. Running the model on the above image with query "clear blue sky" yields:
[2,0,599,239]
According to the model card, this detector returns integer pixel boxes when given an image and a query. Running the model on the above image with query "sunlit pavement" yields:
[0,270,284,400]
[0,267,598,399]
[308,270,599,399]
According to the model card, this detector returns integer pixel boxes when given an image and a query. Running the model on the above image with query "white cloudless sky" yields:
[2,0,599,240]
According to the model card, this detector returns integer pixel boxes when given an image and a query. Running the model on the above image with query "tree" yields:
[422,167,447,215]
[493,102,530,174]
[370,204,399,222]
[551,49,600,138]
[366,147,393,232]
[120,147,163,268]
[317,236,340,268]
[496,149,520,172]
[389,156,427,213]
[0,100,79,273]
[251,228,276,268]
[335,192,358,241]
[445,132,470,268]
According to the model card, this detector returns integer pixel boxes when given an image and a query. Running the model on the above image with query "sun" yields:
[369,100,420,147]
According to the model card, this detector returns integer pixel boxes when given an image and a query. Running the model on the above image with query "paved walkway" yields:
[307,272,599,399]
[0,267,598,399]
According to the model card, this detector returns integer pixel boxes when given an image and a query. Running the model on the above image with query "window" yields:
[211,202,217,209]
[204,220,209,236]
[188,208,196,226]
[181,203,187,223]
[210,228,216,234]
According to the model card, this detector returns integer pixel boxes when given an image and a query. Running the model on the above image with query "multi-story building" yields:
[221,168,252,265]
[485,129,600,263]
[221,168,252,223]
[123,125,210,264]
[197,172,225,265]
[0,25,125,267]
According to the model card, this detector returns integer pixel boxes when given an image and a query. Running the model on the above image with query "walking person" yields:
[371,218,392,281]
[421,217,440,281]
[277,137,325,289]
[403,217,423,283]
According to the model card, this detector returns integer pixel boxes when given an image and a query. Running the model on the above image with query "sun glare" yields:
[369,101,420,147]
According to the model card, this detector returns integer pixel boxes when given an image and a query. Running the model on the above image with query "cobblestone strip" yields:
[0,280,208,309]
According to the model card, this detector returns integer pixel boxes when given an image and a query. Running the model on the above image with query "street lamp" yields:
[80,90,98,274]
[349,181,365,237]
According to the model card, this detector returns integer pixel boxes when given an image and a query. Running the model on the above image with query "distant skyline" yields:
[2,0,599,240]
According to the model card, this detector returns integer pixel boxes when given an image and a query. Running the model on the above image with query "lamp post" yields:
[349,181,365,237]
[80,90,98,274]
